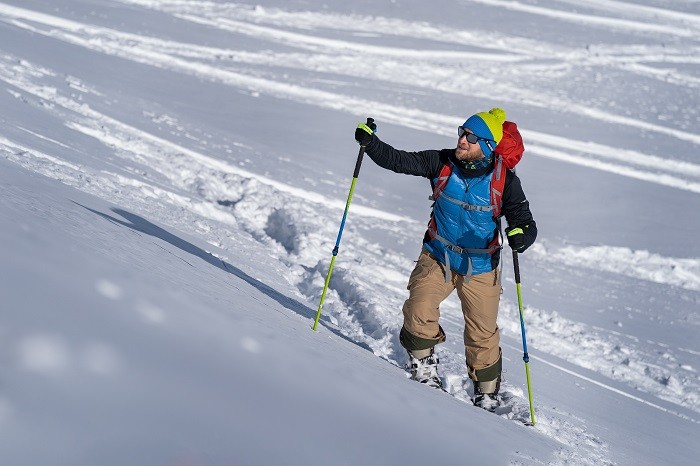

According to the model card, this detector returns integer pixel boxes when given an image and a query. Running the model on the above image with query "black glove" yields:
[354,118,376,146]
[506,225,527,252]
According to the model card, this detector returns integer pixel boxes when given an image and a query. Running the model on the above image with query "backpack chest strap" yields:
[427,225,502,283]
[433,191,496,212]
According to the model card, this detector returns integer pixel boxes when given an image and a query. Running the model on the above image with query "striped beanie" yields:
[462,108,507,156]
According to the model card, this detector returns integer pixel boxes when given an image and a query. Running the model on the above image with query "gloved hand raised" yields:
[354,118,376,146]
[506,226,527,252]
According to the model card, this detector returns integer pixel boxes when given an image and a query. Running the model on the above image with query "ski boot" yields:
[472,378,501,412]
[407,347,443,390]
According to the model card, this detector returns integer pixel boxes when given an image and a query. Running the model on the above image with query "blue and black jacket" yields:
[364,135,537,275]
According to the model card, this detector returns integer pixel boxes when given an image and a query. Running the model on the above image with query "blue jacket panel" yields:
[424,164,498,275]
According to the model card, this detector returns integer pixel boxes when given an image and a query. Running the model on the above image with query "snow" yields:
[1,0,699,464]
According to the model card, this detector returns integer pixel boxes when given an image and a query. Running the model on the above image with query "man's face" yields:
[455,129,485,161]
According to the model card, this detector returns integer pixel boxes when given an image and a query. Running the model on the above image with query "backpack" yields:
[431,120,525,218]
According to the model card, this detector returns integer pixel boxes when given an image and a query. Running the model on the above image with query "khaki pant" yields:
[401,249,502,381]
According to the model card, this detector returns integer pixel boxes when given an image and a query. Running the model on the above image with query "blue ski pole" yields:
[513,250,536,425]
[312,118,373,331]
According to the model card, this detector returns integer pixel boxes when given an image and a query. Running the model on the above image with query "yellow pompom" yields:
[488,107,506,124]
[465,107,508,146]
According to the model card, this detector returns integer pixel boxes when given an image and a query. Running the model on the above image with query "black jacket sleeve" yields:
[365,134,537,251]
[364,135,443,179]
[501,170,537,251]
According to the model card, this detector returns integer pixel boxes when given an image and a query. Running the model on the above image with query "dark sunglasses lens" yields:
[458,127,479,143]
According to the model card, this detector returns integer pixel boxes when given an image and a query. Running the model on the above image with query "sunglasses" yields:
[458,126,487,144]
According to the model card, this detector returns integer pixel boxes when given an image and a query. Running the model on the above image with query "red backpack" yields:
[431,120,525,218]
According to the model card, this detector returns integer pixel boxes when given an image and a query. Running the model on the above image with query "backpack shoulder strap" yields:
[490,155,508,218]
[429,161,453,201]
[431,156,508,219]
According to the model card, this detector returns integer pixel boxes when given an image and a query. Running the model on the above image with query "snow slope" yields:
[1,0,699,464]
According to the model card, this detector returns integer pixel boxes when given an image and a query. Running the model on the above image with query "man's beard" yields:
[456,147,484,162]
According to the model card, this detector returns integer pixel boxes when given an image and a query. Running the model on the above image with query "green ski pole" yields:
[513,250,536,426]
[312,118,373,331]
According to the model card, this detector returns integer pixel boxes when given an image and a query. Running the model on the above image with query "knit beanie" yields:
[462,108,507,157]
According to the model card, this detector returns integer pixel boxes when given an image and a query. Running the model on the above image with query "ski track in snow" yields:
[1,2,699,462]
[2,2,700,194]
[497,301,700,419]
[532,243,700,292]
[468,0,700,38]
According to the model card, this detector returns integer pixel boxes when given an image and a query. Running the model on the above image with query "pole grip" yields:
[512,250,521,284]
[353,118,372,177]
[353,146,365,178]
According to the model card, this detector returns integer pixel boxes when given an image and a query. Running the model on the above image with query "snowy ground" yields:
[1,0,699,464]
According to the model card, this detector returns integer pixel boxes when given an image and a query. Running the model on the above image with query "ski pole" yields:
[312,118,373,331]
[513,250,536,426]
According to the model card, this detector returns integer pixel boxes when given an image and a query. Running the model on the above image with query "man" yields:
[354,108,537,410]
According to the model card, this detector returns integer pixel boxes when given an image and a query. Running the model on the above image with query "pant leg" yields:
[455,268,502,381]
[400,249,455,351]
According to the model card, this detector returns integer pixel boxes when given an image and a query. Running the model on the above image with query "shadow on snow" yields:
[75,202,373,352]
